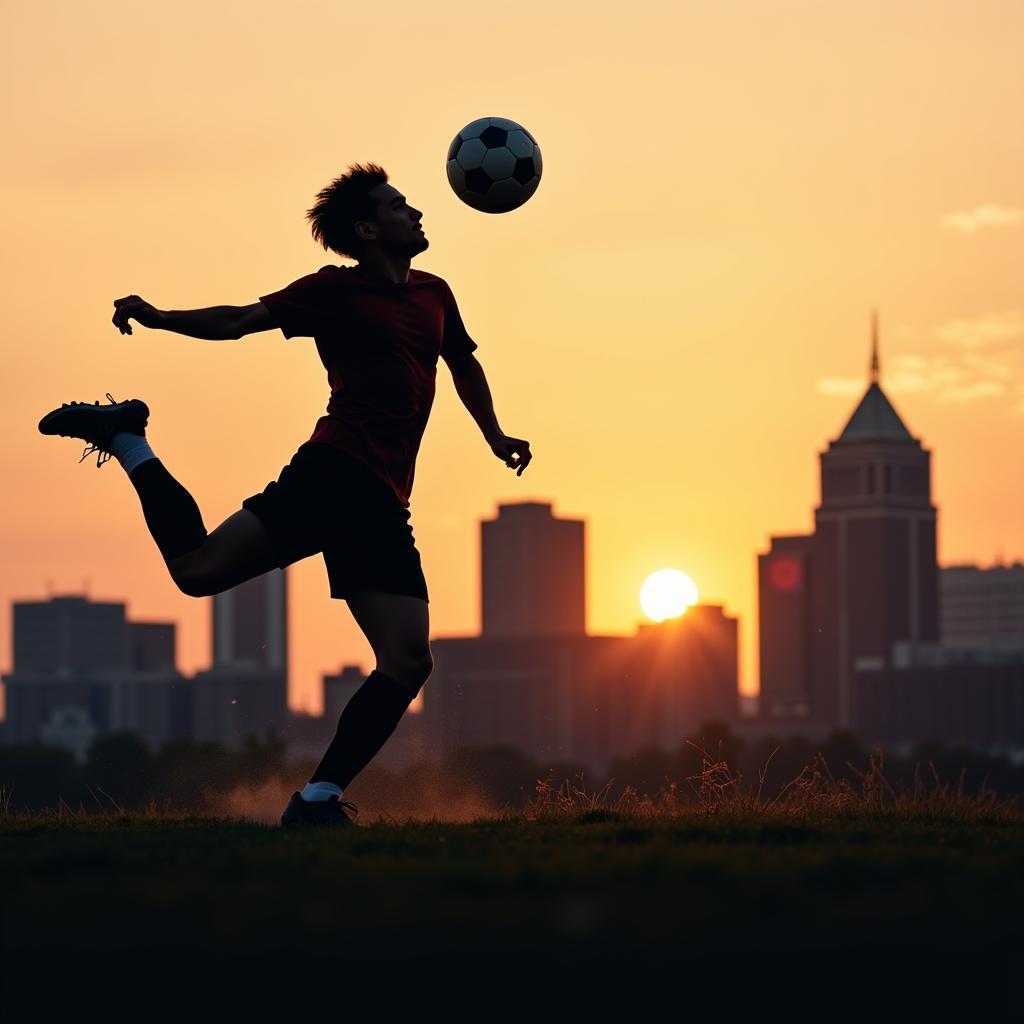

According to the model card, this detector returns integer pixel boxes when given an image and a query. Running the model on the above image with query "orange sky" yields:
[2,1,1022,713]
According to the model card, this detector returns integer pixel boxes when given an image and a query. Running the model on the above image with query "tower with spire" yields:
[758,313,939,727]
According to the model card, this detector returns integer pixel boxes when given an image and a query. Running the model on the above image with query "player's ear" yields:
[354,220,376,243]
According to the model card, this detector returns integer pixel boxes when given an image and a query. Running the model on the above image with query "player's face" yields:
[366,183,429,257]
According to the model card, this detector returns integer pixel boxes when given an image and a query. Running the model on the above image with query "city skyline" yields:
[3,483,1020,725]
[3,2,1023,713]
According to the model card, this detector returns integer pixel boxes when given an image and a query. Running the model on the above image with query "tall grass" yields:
[522,743,1022,823]
[3,744,1021,825]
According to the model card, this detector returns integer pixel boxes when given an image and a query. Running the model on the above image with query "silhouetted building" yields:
[422,604,739,777]
[423,634,617,776]
[13,595,132,674]
[315,663,426,772]
[129,621,177,672]
[941,563,1024,645]
[197,571,289,748]
[758,535,814,717]
[616,605,739,753]
[758,315,939,728]
[323,664,366,723]
[853,642,1024,752]
[481,501,586,637]
[2,595,189,757]
[212,569,288,672]
[190,665,284,749]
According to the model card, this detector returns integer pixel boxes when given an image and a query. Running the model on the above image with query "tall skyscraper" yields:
[422,497,739,776]
[480,501,585,637]
[211,569,288,673]
[759,314,939,728]
[758,535,814,717]
[195,569,289,747]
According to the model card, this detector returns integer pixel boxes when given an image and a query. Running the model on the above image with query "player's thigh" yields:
[346,590,432,673]
[171,508,280,595]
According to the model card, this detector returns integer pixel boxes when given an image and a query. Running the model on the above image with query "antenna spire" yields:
[870,309,880,385]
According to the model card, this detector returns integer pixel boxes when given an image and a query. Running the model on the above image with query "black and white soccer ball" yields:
[446,117,542,214]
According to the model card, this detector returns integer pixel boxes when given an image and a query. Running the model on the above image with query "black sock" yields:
[126,458,209,566]
[311,670,416,790]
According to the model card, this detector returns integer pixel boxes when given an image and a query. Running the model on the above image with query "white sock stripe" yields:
[300,781,344,802]
[110,432,156,475]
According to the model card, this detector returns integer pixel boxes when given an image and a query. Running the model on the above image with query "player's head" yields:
[306,163,428,261]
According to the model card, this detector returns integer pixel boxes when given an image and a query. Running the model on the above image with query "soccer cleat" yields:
[279,792,360,828]
[38,393,149,468]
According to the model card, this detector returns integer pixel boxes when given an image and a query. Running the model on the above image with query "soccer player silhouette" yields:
[38,163,533,827]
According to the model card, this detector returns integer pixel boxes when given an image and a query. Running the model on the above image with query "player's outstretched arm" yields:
[112,296,277,341]
[448,353,533,476]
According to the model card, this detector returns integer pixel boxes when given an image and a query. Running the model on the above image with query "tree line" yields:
[1,722,1022,813]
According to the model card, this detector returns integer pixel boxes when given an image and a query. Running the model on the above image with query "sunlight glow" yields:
[640,569,699,622]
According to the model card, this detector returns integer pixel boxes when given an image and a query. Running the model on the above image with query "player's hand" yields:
[112,294,162,335]
[489,433,532,476]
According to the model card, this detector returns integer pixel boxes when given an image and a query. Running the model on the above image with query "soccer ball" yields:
[446,117,542,214]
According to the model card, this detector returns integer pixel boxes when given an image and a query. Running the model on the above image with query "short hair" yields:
[306,162,389,260]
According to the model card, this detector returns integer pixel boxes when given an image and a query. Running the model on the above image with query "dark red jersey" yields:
[259,264,478,507]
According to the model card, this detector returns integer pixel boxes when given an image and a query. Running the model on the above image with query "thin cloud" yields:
[816,342,1017,408]
[816,377,863,397]
[940,204,1023,233]
[935,310,1024,349]
[935,381,1006,404]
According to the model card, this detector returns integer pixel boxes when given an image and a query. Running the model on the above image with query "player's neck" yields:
[356,253,412,285]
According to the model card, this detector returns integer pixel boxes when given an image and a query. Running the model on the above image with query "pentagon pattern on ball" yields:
[513,157,535,184]
[465,167,491,193]
[458,117,493,140]
[445,116,543,214]
[479,125,508,148]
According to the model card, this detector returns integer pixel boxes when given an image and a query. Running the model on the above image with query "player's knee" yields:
[380,650,433,694]
[171,561,215,599]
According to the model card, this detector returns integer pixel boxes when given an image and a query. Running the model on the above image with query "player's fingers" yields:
[121,300,143,329]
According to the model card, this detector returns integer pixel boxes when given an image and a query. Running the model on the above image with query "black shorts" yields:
[241,442,428,603]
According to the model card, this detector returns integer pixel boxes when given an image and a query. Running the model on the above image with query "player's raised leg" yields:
[280,591,431,827]
[38,393,279,596]
[165,508,280,597]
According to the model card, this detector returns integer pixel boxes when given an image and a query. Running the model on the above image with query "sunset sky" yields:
[2,1,1022,713]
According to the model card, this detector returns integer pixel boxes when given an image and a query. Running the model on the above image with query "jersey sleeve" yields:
[258,268,338,340]
[440,283,479,364]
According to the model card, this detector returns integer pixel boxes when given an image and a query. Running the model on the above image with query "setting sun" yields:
[640,569,699,623]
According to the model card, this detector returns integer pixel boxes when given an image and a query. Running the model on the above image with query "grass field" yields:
[4,758,1024,1003]
[4,809,1023,958]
